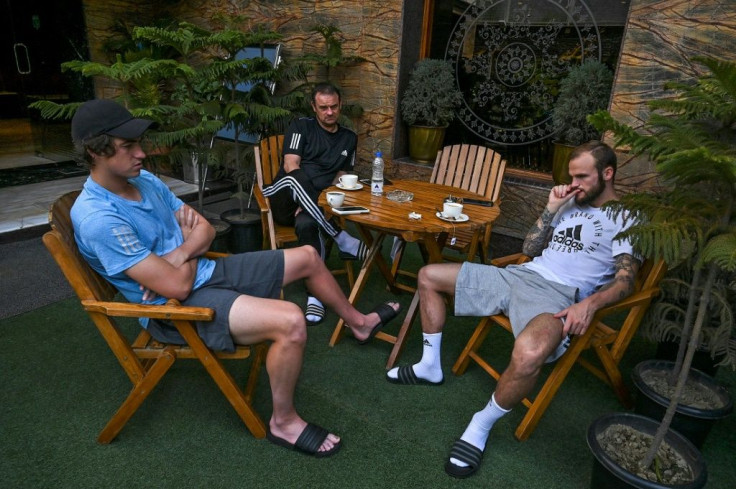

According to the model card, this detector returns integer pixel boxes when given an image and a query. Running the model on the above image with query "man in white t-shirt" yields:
[386,141,641,478]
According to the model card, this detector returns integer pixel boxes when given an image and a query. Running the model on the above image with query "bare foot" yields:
[350,301,401,342]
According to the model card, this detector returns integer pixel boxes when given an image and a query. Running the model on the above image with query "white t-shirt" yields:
[524,199,635,299]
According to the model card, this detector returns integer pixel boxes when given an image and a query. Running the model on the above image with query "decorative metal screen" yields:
[445,0,603,146]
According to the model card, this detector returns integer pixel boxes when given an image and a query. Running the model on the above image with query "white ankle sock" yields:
[450,393,511,467]
[335,230,360,255]
[386,332,443,383]
[305,296,324,323]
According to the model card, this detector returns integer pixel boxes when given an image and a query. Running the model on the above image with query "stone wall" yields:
[81,0,155,99]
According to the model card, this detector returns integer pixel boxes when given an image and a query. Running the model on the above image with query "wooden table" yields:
[319,179,500,369]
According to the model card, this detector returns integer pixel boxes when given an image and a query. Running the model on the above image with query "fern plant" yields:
[589,55,736,470]
[30,18,290,216]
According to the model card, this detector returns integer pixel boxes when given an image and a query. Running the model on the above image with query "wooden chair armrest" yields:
[82,299,215,321]
[253,185,269,214]
[205,251,229,258]
[490,253,530,267]
[593,287,661,318]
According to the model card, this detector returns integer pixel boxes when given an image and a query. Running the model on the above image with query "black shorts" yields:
[147,250,284,352]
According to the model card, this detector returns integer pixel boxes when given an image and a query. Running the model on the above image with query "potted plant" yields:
[400,58,463,163]
[551,59,613,183]
[585,55,736,487]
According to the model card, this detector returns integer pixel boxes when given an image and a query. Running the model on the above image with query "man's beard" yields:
[575,175,604,206]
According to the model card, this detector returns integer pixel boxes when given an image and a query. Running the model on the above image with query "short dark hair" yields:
[311,82,341,103]
[570,140,617,178]
[74,134,116,168]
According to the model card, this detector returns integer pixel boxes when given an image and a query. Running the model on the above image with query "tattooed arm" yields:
[522,206,556,257]
[553,253,641,336]
[522,184,582,257]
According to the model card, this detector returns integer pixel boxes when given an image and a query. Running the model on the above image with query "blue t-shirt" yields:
[71,170,216,323]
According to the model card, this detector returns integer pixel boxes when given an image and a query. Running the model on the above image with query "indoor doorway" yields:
[0,0,90,179]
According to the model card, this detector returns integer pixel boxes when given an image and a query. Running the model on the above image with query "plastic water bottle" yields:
[371,151,384,196]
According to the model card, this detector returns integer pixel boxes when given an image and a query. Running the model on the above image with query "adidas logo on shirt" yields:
[552,224,584,251]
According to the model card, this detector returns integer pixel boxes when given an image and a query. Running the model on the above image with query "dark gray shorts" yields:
[455,262,578,362]
[147,250,284,352]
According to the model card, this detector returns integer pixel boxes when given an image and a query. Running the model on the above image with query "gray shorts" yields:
[147,250,284,353]
[455,263,578,362]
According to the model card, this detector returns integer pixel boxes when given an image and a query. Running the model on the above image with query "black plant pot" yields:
[208,218,231,254]
[587,412,707,489]
[632,360,733,448]
[220,208,263,254]
[654,340,724,377]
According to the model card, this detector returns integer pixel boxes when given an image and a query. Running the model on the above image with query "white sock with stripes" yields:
[305,296,325,324]
[450,393,510,467]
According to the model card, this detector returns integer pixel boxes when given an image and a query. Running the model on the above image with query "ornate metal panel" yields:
[446,0,603,145]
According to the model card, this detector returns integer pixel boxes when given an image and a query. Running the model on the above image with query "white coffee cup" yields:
[326,191,345,208]
[443,201,463,218]
[339,174,358,189]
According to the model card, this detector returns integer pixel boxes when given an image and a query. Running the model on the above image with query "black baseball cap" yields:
[71,99,153,142]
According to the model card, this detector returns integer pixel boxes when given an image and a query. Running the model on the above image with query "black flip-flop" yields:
[266,423,342,458]
[445,439,484,478]
[357,302,400,345]
[386,365,444,386]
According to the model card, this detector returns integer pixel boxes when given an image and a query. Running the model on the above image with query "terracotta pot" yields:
[587,412,707,489]
[408,125,447,164]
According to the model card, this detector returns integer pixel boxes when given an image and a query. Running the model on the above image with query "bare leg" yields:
[493,313,564,409]
[417,263,462,334]
[448,313,564,472]
[227,294,339,453]
[282,246,399,341]
[386,263,462,384]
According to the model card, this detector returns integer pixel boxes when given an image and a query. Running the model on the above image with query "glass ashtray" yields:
[386,190,414,202]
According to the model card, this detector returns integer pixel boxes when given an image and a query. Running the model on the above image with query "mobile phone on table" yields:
[332,206,370,215]
[463,198,493,207]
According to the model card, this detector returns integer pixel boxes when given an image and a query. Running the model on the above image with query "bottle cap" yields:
[375,151,382,157]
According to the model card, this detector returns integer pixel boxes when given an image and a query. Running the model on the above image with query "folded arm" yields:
[125,205,215,301]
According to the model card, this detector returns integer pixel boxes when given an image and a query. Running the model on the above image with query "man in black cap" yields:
[69,99,399,457]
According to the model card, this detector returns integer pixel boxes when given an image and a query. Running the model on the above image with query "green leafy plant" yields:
[30,17,292,217]
[400,59,462,127]
[553,59,613,145]
[589,55,736,470]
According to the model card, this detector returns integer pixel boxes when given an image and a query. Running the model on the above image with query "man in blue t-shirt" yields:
[386,141,641,478]
[262,83,367,325]
[69,99,399,458]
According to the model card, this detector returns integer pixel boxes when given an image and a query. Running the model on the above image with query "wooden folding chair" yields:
[43,191,268,443]
[391,144,506,289]
[253,134,354,288]
[452,253,667,441]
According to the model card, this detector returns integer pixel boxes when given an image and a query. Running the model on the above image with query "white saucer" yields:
[336,182,364,191]
[436,212,469,223]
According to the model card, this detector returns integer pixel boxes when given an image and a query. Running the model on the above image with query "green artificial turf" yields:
[2,251,734,489]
